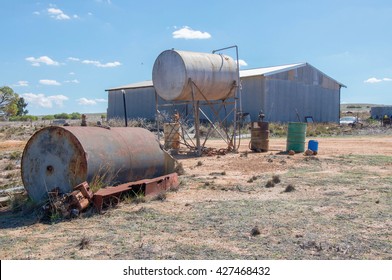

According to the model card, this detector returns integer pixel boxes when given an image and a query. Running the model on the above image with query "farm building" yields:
[370,106,392,119]
[106,62,346,123]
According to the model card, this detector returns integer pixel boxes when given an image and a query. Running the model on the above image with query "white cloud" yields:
[26,56,59,66]
[364,77,392,84]
[48,8,70,20]
[68,57,121,68]
[82,59,121,68]
[77,98,107,105]
[172,26,211,40]
[22,93,68,108]
[64,79,80,84]
[73,14,79,19]
[14,81,29,87]
[96,0,112,4]
[364,77,382,83]
[68,57,80,61]
[39,79,61,86]
[33,11,40,15]
[69,72,75,75]
[237,59,248,67]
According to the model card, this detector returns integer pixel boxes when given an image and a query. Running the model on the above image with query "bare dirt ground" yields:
[0,131,391,260]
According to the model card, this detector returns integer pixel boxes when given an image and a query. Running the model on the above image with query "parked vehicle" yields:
[339,116,362,127]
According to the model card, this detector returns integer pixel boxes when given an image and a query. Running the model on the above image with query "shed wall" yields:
[259,64,340,122]
[240,76,265,120]
[263,78,339,122]
[370,106,392,119]
[107,87,157,121]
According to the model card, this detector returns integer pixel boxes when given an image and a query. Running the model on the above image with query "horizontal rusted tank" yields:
[21,126,175,203]
[152,49,237,101]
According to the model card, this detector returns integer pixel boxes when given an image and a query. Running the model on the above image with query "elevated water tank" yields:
[21,126,175,203]
[152,50,237,101]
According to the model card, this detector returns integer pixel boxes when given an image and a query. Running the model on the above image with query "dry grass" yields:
[0,123,392,260]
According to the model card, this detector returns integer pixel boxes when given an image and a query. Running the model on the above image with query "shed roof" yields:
[106,80,153,91]
[240,62,346,88]
[240,63,306,78]
[106,62,346,91]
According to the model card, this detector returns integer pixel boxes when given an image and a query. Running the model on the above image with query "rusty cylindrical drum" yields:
[21,126,175,203]
[163,123,181,150]
[250,122,269,152]
[152,50,237,101]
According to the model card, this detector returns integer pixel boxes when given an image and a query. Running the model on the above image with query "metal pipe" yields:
[191,80,201,156]
[122,90,128,127]
[155,90,160,141]
[213,45,241,151]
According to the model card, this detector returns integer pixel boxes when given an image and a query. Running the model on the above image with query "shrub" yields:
[42,115,55,120]
[9,115,38,121]
[9,151,21,160]
[54,113,70,119]
[70,112,81,120]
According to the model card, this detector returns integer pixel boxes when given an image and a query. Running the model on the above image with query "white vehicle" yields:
[339,116,362,127]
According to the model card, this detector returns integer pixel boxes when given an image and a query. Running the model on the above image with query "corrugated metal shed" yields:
[239,63,345,122]
[106,82,157,121]
[106,62,345,123]
[370,106,392,119]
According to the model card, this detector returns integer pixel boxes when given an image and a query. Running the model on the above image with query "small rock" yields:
[250,226,261,236]
[304,149,314,156]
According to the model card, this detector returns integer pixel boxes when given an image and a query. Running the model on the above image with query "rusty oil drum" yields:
[250,122,269,152]
[21,126,175,203]
[163,123,181,150]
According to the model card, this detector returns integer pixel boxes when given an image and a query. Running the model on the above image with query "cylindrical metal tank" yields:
[250,122,269,152]
[152,50,237,101]
[21,126,175,203]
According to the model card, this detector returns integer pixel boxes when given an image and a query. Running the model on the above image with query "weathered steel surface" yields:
[250,122,269,152]
[152,50,237,101]
[93,172,179,212]
[21,126,175,203]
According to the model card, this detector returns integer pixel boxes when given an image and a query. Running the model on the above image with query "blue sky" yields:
[1,0,391,115]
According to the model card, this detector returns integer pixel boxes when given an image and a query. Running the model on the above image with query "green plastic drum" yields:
[286,122,307,152]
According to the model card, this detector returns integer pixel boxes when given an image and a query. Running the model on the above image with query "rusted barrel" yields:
[250,122,269,152]
[163,123,181,150]
[21,126,175,203]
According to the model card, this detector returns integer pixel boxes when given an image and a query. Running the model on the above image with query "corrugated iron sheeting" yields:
[107,63,342,123]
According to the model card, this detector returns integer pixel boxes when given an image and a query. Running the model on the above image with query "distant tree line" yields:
[50,112,82,120]
[1,87,86,122]
[8,112,83,122]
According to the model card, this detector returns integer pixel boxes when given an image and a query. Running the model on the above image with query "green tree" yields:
[16,97,28,116]
[70,112,81,119]
[0,86,18,116]
[5,102,17,116]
